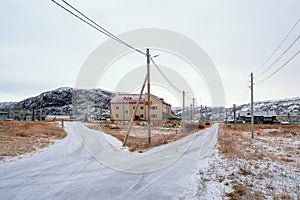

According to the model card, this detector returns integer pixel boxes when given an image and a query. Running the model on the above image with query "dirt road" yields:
[0,122,218,199]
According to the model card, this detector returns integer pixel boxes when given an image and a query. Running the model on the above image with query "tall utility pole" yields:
[182,90,185,132]
[40,96,42,121]
[200,105,203,122]
[190,104,193,121]
[192,98,195,121]
[225,108,228,125]
[182,90,185,120]
[147,49,151,144]
[123,97,125,123]
[233,104,236,130]
[250,72,254,139]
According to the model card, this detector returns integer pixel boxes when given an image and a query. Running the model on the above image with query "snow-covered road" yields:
[0,122,218,200]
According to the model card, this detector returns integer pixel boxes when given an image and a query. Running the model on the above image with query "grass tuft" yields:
[0,121,67,160]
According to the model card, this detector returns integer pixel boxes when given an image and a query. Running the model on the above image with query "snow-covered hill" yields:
[0,87,114,120]
[0,102,15,110]
[236,97,300,115]
[1,88,298,121]
[172,97,300,121]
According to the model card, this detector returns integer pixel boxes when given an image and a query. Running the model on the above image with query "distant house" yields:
[277,113,300,124]
[8,104,35,121]
[110,93,174,121]
[0,111,8,120]
[238,111,277,124]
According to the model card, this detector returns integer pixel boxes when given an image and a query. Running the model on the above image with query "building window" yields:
[151,106,157,110]
[115,114,119,118]
[125,110,128,114]
[140,106,144,110]
[150,114,157,118]
[133,106,136,110]
[140,114,144,118]
[116,106,119,110]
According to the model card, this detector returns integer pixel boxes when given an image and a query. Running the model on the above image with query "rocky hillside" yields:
[1,88,299,121]
[172,97,300,121]
[236,97,300,115]
[0,87,114,120]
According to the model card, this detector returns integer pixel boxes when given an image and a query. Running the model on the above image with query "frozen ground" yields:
[186,149,300,199]
[184,125,300,199]
[0,122,218,200]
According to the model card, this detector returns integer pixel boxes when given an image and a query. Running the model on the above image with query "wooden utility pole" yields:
[147,49,151,144]
[225,108,228,125]
[233,104,236,130]
[190,104,193,121]
[123,74,148,146]
[200,105,203,122]
[251,72,254,139]
[182,91,185,120]
[40,96,42,121]
[192,98,195,121]
[182,90,185,132]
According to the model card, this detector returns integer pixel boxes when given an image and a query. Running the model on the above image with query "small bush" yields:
[226,184,247,199]
[16,132,28,137]
[205,122,210,126]
[198,123,205,129]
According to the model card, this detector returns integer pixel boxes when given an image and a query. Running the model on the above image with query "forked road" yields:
[0,122,218,199]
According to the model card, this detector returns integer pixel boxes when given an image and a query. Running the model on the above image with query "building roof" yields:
[46,115,71,119]
[239,110,277,117]
[111,93,171,106]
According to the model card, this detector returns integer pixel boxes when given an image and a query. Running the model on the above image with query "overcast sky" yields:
[0,0,299,107]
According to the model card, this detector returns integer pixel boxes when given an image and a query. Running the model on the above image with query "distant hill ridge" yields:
[0,87,114,120]
[236,97,300,115]
[0,88,299,120]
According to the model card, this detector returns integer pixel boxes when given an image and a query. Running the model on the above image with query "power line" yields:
[254,18,300,74]
[60,0,146,55]
[150,57,182,93]
[51,0,146,56]
[256,34,300,79]
[237,79,250,103]
[256,48,300,84]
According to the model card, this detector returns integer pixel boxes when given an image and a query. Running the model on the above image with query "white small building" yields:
[46,115,71,120]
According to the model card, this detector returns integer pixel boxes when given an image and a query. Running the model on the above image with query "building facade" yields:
[238,111,277,124]
[8,103,34,121]
[277,113,300,124]
[110,93,174,121]
[0,111,8,120]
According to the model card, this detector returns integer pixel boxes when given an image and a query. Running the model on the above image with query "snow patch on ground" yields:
[178,125,300,199]
[182,148,299,199]
[0,138,66,164]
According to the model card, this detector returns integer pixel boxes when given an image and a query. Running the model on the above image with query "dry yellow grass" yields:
[86,121,210,152]
[0,121,67,160]
[218,124,300,164]
[218,123,300,199]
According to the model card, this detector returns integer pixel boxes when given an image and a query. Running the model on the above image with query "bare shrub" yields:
[16,132,28,137]
[238,166,252,176]
[198,123,205,129]
[226,184,247,199]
